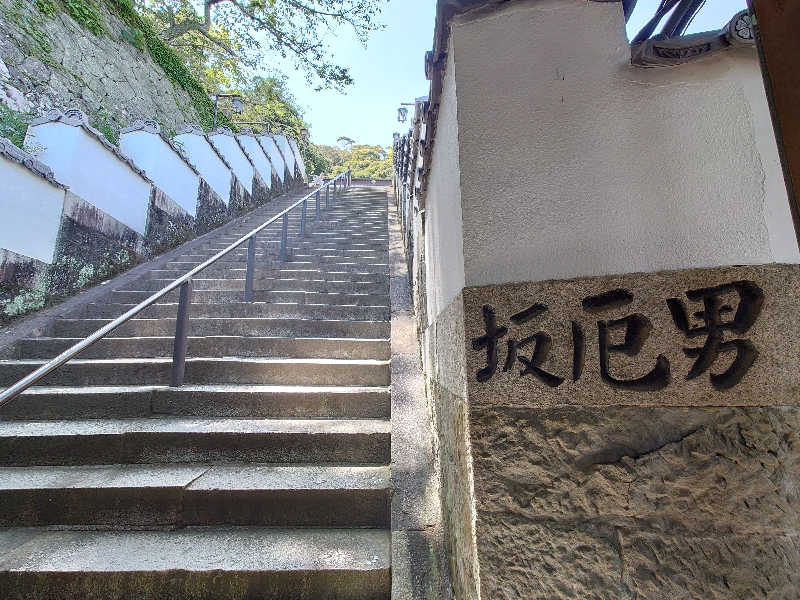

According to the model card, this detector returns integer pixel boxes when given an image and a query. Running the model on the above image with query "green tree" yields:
[143,0,386,91]
[328,143,391,179]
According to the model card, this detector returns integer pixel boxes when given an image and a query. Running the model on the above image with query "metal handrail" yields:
[0,169,353,407]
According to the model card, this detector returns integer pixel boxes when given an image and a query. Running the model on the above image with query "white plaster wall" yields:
[210,134,254,193]
[289,137,307,181]
[173,133,232,203]
[449,0,799,289]
[0,159,64,263]
[238,135,272,189]
[275,135,296,176]
[425,43,466,323]
[27,122,152,234]
[260,136,285,182]
[120,131,200,217]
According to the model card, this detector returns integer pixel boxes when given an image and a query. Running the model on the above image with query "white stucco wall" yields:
[260,136,285,182]
[448,0,798,289]
[210,134,254,193]
[120,131,200,217]
[237,135,273,189]
[173,133,232,203]
[27,122,152,235]
[275,135,296,177]
[0,158,65,263]
[425,43,466,323]
[289,137,307,181]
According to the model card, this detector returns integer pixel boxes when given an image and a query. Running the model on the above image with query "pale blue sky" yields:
[265,0,747,148]
[276,0,435,148]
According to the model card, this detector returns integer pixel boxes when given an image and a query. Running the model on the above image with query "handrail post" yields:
[333,179,337,204]
[244,236,255,302]
[325,185,329,210]
[300,198,307,237]
[170,279,192,387]
[279,213,289,261]
[316,190,321,220]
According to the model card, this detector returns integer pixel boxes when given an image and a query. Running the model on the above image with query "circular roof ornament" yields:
[729,10,755,46]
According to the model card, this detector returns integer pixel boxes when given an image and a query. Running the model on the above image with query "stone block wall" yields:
[423,292,481,599]
[0,0,200,132]
[447,263,800,598]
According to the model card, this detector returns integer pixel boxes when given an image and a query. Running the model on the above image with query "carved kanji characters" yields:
[472,304,508,382]
[666,280,763,390]
[584,289,671,391]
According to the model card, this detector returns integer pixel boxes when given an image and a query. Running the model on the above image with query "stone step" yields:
[198,245,389,259]
[169,254,390,269]
[219,231,388,242]
[0,384,390,420]
[0,357,390,387]
[13,336,390,361]
[0,417,391,466]
[148,268,388,284]
[117,279,388,295]
[0,464,390,527]
[85,302,390,322]
[109,287,389,304]
[258,279,389,295]
[52,317,390,339]
[0,527,390,599]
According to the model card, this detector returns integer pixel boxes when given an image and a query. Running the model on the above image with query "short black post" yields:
[279,213,289,261]
[333,180,337,204]
[325,185,329,210]
[316,190,321,220]
[244,237,255,302]
[300,198,307,237]
[170,279,192,387]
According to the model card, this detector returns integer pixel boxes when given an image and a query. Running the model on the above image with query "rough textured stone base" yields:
[195,179,228,234]
[470,405,800,599]
[424,292,480,599]
[144,188,194,256]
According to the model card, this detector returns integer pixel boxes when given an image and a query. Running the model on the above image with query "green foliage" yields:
[62,0,106,34]
[120,25,145,50]
[0,288,45,321]
[322,143,392,179]
[0,104,32,148]
[141,0,386,92]
[35,0,56,16]
[2,0,52,56]
[47,248,135,298]
[89,109,119,145]
[302,142,331,177]
[106,0,231,130]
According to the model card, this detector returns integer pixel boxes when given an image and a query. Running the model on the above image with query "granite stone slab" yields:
[463,263,800,407]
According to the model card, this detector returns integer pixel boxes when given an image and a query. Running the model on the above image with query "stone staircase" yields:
[0,186,392,598]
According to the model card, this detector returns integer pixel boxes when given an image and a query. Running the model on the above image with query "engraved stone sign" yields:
[463,264,800,407]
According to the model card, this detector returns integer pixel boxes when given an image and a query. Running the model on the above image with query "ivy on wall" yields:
[20,0,228,131]
[63,0,105,34]
[106,0,231,131]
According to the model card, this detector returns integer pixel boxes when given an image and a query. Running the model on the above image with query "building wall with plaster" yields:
[120,130,201,218]
[425,44,466,324]
[260,136,286,183]
[1,159,64,264]
[400,1,800,598]
[210,133,254,195]
[173,132,233,203]
[451,0,798,290]
[275,135,296,179]
[238,135,274,190]
[27,121,153,235]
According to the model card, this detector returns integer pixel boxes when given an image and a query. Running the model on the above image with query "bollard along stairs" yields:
[0,183,392,598]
